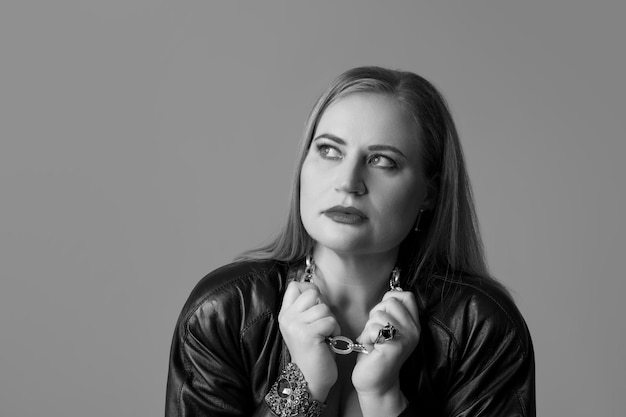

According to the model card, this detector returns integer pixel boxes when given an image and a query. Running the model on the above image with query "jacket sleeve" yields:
[165,265,285,417]
[165,315,278,417]
[442,290,536,417]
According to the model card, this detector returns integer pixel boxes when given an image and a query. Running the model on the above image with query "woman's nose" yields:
[334,160,367,195]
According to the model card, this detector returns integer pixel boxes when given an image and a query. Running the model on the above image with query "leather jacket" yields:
[166,260,535,416]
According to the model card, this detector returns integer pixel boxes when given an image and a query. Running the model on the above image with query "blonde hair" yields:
[240,66,498,289]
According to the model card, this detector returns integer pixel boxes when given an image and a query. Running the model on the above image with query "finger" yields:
[381,290,419,325]
[307,315,342,340]
[282,281,318,308]
[359,322,387,347]
[357,310,393,345]
[363,309,397,333]
[299,302,334,323]
[289,288,323,312]
[369,298,414,330]
[282,282,319,309]
[359,318,411,352]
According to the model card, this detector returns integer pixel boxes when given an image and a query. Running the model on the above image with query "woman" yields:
[166,67,535,416]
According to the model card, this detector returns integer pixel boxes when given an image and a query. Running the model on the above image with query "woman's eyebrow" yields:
[368,144,407,160]
[313,134,408,160]
[312,133,346,145]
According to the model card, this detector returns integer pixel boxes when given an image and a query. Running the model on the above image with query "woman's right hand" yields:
[278,281,340,401]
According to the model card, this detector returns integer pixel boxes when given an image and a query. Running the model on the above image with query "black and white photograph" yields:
[1,1,624,416]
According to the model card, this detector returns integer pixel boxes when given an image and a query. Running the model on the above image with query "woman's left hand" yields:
[352,290,420,414]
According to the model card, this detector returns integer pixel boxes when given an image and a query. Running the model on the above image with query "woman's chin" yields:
[313,235,395,258]
[311,235,366,254]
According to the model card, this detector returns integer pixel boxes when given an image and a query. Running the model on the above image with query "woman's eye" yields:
[368,154,397,169]
[317,144,342,160]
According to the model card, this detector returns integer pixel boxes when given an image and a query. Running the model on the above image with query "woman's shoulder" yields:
[422,274,532,357]
[187,259,289,303]
[176,259,291,336]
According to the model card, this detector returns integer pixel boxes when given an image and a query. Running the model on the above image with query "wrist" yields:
[357,383,408,417]
[290,356,336,402]
[306,383,332,403]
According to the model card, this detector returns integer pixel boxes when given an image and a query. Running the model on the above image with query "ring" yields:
[375,322,398,344]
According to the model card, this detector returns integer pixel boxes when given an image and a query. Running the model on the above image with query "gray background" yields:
[1,1,624,416]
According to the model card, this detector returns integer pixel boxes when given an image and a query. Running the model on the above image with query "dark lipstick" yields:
[323,206,367,225]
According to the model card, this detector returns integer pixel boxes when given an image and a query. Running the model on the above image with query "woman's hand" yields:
[352,290,420,416]
[278,281,341,401]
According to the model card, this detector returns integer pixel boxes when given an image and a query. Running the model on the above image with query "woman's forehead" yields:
[315,93,421,154]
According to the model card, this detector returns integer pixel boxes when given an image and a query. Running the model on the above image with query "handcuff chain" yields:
[302,255,401,355]
[325,335,369,355]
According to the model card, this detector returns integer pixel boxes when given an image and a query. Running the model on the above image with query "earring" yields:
[414,209,425,232]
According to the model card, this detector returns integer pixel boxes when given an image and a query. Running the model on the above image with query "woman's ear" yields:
[422,174,440,211]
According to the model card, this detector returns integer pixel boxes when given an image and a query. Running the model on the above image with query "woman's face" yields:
[300,93,431,258]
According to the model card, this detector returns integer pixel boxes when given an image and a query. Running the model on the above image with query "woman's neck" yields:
[311,246,398,333]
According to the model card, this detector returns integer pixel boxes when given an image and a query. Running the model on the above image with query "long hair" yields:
[239,66,497,289]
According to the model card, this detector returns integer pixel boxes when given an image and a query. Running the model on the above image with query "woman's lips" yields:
[323,206,367,225]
